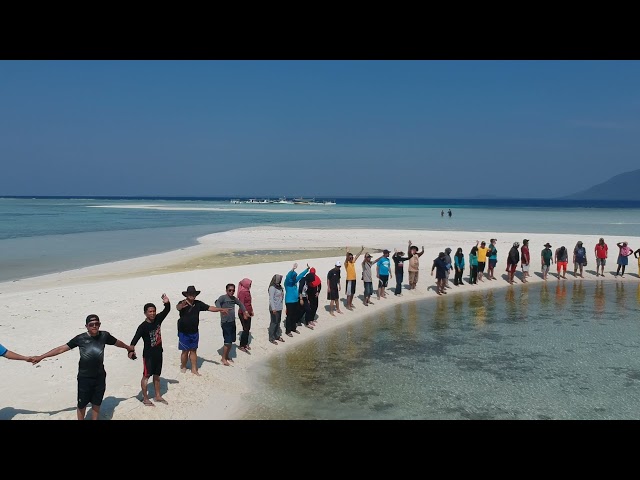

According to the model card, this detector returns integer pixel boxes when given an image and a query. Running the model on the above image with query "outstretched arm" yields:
[354,246,365,262]
[32,344,71,364]
[208,306,230,315]
[2,349,32,362]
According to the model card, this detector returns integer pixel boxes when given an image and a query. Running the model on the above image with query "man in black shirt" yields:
[327,262,342,316]
[32,314,135,420]
[177,285,229,376]
[130,293,171,406]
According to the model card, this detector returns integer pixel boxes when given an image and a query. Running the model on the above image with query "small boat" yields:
[293,197,315,205]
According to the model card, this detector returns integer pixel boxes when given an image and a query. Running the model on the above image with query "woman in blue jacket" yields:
[284,262,309,336]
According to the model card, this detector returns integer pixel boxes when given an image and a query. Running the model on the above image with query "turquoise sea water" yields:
[2,196,640,283]
[241,281,640,420]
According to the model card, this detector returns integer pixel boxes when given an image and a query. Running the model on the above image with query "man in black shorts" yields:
[327,262,342,316]
[130,293,171,406]
[32,314,135,420]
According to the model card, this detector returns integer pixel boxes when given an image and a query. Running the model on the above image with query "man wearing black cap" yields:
[176,285,229,375]
[31,314,135,420]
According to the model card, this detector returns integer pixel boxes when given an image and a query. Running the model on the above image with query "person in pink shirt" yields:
[615,242,633,278]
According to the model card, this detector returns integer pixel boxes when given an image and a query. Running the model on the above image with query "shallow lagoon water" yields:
[242,281,640,419]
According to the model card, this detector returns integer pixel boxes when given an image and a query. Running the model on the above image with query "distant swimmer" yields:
[448,209,452,218]
[441,210,444,217]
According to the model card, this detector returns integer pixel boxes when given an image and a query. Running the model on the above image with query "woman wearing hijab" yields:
[453,247,465,286]
[298,271,314,330]
[469,245,479,285]
[304,268,322,327]
[237,278,254,353]
[284,263,309,336]
[268,274,286,345]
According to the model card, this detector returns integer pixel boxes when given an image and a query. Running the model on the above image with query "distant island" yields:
[562,169,640,201]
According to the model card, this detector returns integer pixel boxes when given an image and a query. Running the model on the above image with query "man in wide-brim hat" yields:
[176,285,229,375]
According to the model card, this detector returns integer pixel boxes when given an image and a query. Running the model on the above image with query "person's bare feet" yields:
[221,359,230,366]
[143,399,155,406]
[330,311,335,317]
[336,310,343,314]
[191,370,201,376]
[180,367,187,373]
[154,397,168,405]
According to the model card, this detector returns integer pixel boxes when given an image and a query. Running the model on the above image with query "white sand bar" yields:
[1,227,638,420]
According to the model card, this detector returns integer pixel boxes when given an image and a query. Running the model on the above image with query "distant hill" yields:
[563,169,640,200]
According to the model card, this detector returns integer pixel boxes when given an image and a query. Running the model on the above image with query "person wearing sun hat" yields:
[541,242,554,280]
[176,285,229,374]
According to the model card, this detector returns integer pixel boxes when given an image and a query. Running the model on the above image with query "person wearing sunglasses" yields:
[31,314,136,420]
[215,284,249,366]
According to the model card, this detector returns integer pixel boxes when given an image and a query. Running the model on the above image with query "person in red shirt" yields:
[594,238,608,277]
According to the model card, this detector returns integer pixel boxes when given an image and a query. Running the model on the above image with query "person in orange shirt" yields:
[476,240,489,282]
[344,246,364,310]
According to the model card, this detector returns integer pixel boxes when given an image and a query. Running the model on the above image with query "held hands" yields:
[161,293,169,303]
[128,349,137,360]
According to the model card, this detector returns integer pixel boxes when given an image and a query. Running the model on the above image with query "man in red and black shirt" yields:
[130,293,171,406]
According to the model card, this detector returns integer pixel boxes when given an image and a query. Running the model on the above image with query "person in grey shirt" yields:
[361,253,375,306]
[215,284,249,366]
[268,274,285,345]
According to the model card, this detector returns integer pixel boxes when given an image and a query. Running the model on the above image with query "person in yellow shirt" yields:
[344,246,364,310]
[476,240,489,282]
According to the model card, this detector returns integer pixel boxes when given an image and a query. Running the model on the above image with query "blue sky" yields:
[1,60,638,198]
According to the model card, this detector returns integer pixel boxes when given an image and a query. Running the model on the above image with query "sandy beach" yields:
[2,226,639,420]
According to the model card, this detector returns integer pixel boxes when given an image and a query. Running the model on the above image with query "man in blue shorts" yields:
[130,293,171,406]
[32,314,136,420]
[177,285,229,375]
[215,284,249,366]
